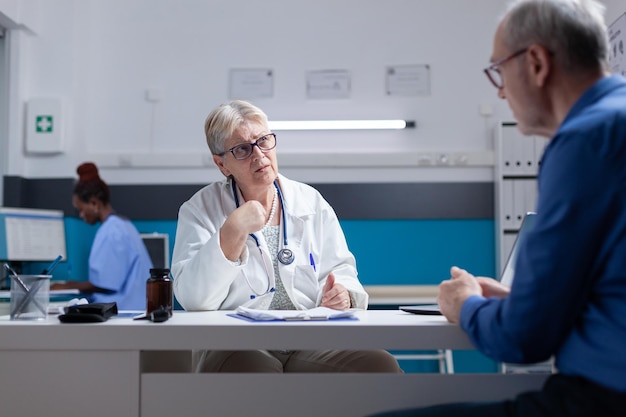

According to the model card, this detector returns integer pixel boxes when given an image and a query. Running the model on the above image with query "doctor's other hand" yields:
[321,273,351,311]
[437,266,482,324]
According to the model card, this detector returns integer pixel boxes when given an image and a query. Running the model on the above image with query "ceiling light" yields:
[268,120,416,131]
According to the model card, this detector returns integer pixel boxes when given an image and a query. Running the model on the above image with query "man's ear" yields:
[526,44,552,88]
[213,154,231,177]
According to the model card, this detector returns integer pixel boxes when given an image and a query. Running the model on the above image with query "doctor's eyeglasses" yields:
[219,133,277,160]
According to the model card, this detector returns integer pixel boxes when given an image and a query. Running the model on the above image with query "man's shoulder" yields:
[560,76,626,137]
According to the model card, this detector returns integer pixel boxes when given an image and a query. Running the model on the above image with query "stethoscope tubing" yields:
[231,179,292,262]
[231,178,294,298]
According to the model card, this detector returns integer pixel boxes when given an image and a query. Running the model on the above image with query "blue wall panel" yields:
[342,219,495,285]
[38,218,496,287]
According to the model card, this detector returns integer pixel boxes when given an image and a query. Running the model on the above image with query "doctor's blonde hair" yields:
[204,100,270,155]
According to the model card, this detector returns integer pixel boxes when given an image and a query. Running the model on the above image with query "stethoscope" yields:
[231,179,295,298]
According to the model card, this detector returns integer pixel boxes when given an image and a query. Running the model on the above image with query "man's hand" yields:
[476,277,510,298]
[437,266,482,323]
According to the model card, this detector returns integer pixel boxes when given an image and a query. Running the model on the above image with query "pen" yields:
[42,255,63,275]
[309,253,316,272]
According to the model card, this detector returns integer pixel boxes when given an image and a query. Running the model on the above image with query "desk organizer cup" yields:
[10,275,51,320]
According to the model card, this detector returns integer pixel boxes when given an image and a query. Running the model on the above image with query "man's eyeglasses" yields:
[483,48,528,89]
[218,133,277,160]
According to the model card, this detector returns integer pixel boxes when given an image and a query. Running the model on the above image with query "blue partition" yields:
[342,219,495,285]
[43,218,495,287]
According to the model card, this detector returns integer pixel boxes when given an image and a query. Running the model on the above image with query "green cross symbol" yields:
[36,115,54,133]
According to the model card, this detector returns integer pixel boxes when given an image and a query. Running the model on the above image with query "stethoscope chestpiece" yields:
[278,248,295,265]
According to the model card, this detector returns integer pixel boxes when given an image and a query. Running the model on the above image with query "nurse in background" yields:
[51,162,153,310]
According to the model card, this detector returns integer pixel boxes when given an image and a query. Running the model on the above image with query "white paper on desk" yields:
[235,306,355,321]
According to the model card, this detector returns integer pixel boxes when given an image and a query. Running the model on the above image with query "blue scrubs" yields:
[461,75,626,392]
[88,214,153,310]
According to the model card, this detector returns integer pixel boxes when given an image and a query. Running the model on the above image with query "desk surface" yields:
[0,309,551,417]
[0,309,473,351]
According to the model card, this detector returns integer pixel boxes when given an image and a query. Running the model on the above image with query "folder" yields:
[231,306,356,321]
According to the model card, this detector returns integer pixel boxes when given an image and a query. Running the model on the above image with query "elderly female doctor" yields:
[172,100,401,373]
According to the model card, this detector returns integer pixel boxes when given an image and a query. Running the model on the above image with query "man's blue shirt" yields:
[461,75,626,392]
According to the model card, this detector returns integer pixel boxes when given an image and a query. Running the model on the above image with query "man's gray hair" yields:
[503,0,609,73]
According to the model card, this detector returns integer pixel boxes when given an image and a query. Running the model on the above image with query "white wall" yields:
[604,0,625,23]
[0,0,41,31]
[2,0,624,185]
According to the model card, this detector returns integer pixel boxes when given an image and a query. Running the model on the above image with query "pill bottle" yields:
[146,268,173,318]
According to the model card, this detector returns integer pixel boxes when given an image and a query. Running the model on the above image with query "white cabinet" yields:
[494,122,548,274]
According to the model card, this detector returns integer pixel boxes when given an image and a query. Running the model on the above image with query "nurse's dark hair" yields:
[502,0,609,74]
[204,100,270,155]
[73,162,110,205]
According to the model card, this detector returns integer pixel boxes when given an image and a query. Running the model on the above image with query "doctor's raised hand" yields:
[219,199,269,262]
[171,99,401,374]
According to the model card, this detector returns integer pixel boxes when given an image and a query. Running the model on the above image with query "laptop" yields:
[400,212,537,315]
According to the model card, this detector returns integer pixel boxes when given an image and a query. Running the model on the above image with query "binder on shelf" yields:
[523,180,538,214]
[511,133,526,175]
[502,179,515,230]
[522,136,537,174]
[534,136,549,169]
[512,180,526,229]
[501,132,516,175]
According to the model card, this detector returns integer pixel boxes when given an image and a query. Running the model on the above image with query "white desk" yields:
[0,310,548,417]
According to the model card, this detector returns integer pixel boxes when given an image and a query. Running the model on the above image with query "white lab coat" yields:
[172,174,368,311]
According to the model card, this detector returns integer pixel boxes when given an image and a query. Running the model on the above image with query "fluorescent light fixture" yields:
[268,120,416,130]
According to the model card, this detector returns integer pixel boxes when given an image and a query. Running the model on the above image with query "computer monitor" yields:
[141,233,170,269]
[0,207,67,261]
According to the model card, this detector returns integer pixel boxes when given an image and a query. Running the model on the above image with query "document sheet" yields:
[234,306,356,321]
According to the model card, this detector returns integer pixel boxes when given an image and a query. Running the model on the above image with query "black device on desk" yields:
[133,307,170,322]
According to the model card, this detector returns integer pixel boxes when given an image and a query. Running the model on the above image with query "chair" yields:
[392,349,454,374]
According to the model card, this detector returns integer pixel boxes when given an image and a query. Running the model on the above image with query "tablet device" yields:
[400,304,442,315]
